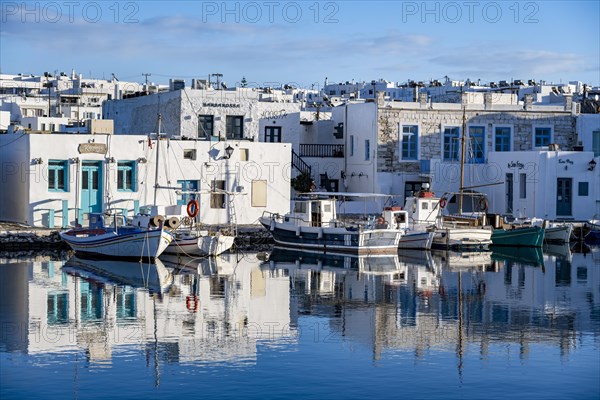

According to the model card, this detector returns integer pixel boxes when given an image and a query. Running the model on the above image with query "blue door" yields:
[81,161,103,218]
[556,178,572,216]
[505,173,513,214]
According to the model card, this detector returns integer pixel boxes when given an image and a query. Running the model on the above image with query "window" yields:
[226,116,244,139]
[495,126,511,152]
[365,139,370,160]
[593,130,600,157]
[240,148,249,161]
[443,127,460,161]
[469,126,485,163]
[198,115,214,138]
[264,126,281,142]
[183,149,196,160]
[251,180,267,207]
[177,180,199,205]
[48,160,68,191]
[519,173,527,199]
[401,125,418,160]
[117,161,136,192]
[534,127,552,148]
[350,135,354,156]
[578,182,589,196]
[210,180,225,209]
[41,123,46,131]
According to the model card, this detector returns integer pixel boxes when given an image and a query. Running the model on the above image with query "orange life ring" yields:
[186,295,198,312]
[187,199,199,218]
[479,198,488,211]
[439,198,447,208]
[376,216,386,225]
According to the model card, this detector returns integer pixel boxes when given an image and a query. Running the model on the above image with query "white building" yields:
[103,86,303,140]
[0,133,291,227]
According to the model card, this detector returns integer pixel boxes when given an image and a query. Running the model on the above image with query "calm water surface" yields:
[1,245,599,399]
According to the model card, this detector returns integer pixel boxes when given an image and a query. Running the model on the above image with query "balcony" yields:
[299,144,344,158]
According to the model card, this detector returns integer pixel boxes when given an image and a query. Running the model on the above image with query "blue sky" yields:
[1,1,599,88]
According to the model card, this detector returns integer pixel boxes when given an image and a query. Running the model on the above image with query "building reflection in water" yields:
[0,244,598,369]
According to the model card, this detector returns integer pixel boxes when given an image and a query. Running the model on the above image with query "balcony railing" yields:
[299,144,344,158]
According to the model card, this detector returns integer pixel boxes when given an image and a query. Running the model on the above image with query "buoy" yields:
[187,200,199,218]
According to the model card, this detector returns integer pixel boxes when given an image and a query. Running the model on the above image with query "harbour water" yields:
[1,245,599,399]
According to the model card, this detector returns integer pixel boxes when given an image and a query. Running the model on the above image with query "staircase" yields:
[292,149,312,176]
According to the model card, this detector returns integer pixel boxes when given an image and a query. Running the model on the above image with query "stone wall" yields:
[376,106,576,173]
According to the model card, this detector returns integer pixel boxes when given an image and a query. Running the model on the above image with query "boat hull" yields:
[491,226,544,247]
[166,232,235,256]
[260,217,401,254]
[544,224,573,243]
[398,231,435,250]
[60,227,173,260]
[432,227,492,250]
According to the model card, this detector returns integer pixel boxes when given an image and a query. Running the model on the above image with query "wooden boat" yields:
[398,230,435,250]
[543,223,573,244]
[166,228,235,257]
[403,187,492,250]
[60,213,173,260]
[491,225,544,247]
[259,192,403,255]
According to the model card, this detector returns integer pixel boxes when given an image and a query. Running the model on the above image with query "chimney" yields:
[461,92,469,106]
[524,93,533,110]
[377,91,385,107]
[419,93,428,107]
[564,94,572,111]
[484,93,493,110]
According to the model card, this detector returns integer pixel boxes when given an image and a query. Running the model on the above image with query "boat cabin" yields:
[404,191,440,225]
[289,198,337,227]
[88,213,127,229]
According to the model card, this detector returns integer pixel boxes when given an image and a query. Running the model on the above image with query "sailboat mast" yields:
[153,114,162,205]
[459,107,467,214]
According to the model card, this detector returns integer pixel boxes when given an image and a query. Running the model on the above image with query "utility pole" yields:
[211,73,223,89]
[142,73,151,93]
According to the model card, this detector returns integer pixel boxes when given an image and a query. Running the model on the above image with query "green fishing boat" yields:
[491,225,545,247]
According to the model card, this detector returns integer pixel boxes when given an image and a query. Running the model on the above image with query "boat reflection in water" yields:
[0,243,598,392]
[62,255,173,294]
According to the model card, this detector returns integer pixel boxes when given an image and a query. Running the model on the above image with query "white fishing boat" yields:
[259,192,403,255]
[543,222,573,244]
[60,213,173,260]
[163,188,238,257]
[403,186,492,250]
[167,228,235,257]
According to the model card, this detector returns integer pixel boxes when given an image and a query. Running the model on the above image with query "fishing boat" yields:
[259,192,403,254]
[398,230,435,250]
[60,213,173,260]
[164,189,237,257]
[403,186,492,250]
[543,222,573,244]
[491,224,544,247]
[166,229,235,257]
